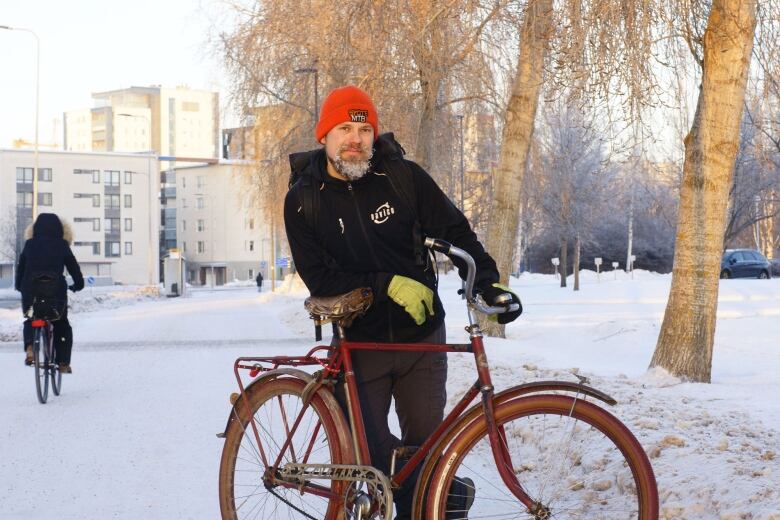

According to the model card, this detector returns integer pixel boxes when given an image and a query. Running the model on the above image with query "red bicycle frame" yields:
[231,330,536,509]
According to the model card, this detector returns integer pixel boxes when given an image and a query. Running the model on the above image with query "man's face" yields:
[321,121,374,181]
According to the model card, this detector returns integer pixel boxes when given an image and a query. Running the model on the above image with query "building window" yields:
[182,220,186,231]
[183,241,187,252]
[17,192,33,208]
[124,218,132,231]
[38,168,53,182]
[249,240,254,252]
[106,194,120,209]
[93,171,100,183]
[74,241,101,255]
[106,241,120,257]
[125,242,133,255]
[197,175,205,189]
[196,197,204,209]
[104,218,120,232]
[181,177,186,188]
[124,171,133,184]
[38,192,53,206]
[248,218,255,230]
[124,194,132,208]
[197,219,205,232]
[93,194,101,207]
[197,241,205,253]
[74,217,100,231]
[104,170,120,186]
[16,167,33,184]
[248,269,254,279]
[181,198,187,208]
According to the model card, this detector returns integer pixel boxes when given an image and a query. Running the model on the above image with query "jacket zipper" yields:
[348,182,395,342]
[348,183,382,269]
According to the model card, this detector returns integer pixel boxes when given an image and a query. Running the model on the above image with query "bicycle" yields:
[28,305,62,404]
[217,238,659,519]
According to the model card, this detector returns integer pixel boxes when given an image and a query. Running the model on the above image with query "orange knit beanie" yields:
[315,85,379,142]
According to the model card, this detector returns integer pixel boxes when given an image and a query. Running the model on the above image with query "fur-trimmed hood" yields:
[24,213,73,244]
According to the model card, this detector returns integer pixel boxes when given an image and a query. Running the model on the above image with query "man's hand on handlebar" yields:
[480,283,522,324]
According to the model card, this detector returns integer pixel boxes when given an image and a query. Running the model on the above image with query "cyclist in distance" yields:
[15,213,84,374]
[284,85,522,519]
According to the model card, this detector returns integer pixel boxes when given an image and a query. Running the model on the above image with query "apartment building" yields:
[63,85,220,265]
[173,161,273,286]
[0,149,160,286]
[63,85,219,159]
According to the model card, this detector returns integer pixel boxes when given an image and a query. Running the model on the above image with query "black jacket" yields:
[15,213,84,310]
[284,148,499,342]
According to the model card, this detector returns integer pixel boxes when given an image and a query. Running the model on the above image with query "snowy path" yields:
[1,274,778,519]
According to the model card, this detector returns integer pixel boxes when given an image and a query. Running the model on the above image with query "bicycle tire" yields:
[33,327,49,404]
[47,324,61,396]
[51,360,62,396]
[218,376,353,520]
[426,394,658,519]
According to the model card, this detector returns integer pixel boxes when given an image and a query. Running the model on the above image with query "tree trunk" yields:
[559,236,568,288]
[414,74,440,173]
[650,0,757,382]
[573,234,580,291]
[481,0,552,338]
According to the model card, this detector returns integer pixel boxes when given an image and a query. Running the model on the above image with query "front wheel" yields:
[218,376,353,519]
[427,394,659,519]
[33,328,49,404]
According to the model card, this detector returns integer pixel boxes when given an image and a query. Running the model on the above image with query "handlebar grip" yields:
[424,237,452,255]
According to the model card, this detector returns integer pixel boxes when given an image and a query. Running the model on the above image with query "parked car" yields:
[720,249,772,279]
[771,259,780,277]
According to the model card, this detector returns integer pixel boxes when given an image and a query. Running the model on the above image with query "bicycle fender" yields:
[410,380,616,517]
[216,368,315,439]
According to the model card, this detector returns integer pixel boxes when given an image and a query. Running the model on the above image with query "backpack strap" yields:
[289,150,321,232]
[374,133,426,267]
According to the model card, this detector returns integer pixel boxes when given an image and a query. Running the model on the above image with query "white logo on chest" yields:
[370,202,395,224]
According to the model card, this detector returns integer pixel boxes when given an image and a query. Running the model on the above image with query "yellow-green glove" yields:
[387,275,434,325]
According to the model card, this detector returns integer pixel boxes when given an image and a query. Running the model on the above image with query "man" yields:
[255,270,263,292]
[284,85,521,518]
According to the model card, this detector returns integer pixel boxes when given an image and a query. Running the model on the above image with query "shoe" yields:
[58,363,72,374]
[25,346,33,366]
[445,476,475,519]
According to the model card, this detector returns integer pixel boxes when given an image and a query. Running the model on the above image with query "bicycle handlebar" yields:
[424,237,520,316]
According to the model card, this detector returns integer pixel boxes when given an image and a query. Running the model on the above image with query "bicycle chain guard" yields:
[280,463,394,519]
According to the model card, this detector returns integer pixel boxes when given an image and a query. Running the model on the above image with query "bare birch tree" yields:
[651,0,758,382]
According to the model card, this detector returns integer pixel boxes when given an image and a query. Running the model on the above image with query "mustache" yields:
[339,144,369,153]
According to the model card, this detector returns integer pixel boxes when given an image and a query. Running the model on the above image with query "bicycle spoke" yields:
[432,395,652,519]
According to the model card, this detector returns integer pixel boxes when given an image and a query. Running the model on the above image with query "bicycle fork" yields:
[471,334,538,513]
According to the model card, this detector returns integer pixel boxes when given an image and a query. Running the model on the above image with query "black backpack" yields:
[29,272,65,321]
[288,133,426,266]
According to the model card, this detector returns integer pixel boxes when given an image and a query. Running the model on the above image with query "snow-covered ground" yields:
[1,271,778,519]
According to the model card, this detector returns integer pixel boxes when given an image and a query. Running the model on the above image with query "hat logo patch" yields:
[349,109,369,123]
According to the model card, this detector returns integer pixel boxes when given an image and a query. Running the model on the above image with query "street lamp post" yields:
[294,63,319,133]
[1,25,40,219]
[117,113,156,286]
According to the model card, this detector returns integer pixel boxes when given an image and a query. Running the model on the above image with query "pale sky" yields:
[0,0,232,148]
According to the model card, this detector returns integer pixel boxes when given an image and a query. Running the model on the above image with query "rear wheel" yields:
[427,394,658,519]
[33,328,49,404]
[218,377,353,519]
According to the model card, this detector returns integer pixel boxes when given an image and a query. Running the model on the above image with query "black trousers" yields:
[335,324,447,519]
[22,307,74,365]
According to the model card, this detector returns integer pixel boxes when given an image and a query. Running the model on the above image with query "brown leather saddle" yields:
[304,287,373,328]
